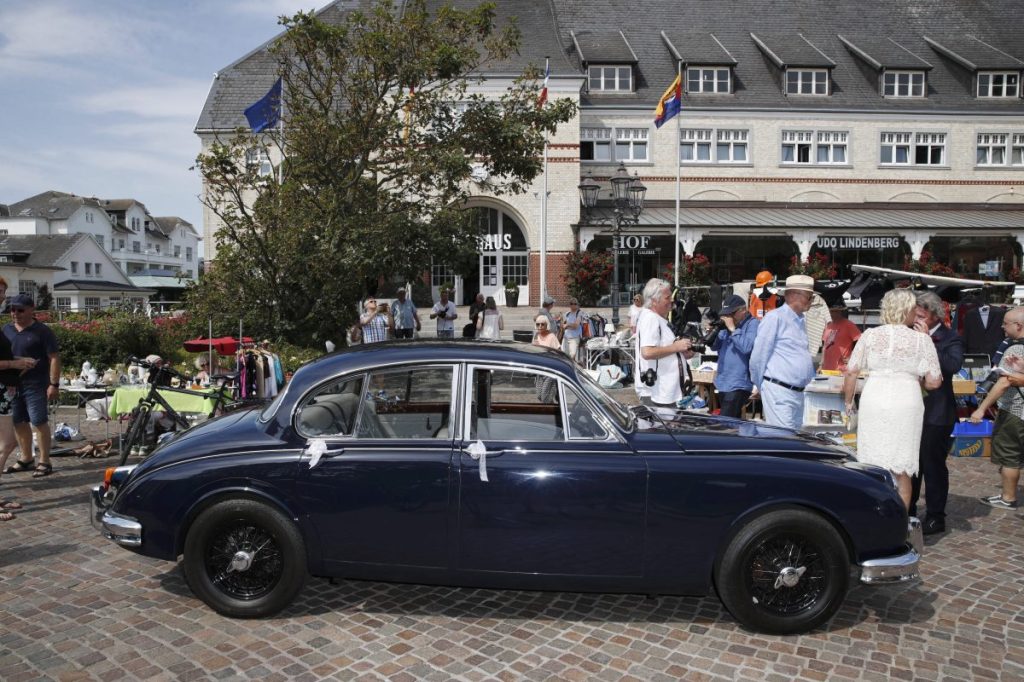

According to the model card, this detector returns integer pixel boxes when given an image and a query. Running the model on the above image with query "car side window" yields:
[295,375,364,438]
[470,368,564,441]
[563,386,608,440]
[356,366,454,439]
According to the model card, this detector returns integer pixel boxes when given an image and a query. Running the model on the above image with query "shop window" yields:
[588,65,632,93]
[581,127,612,162]
[785,69,829,95]
[614,128,648,162]
[686,67,731,94]
[977,133,1008,166]
[977,72,1020,98]
[883,71,925,97]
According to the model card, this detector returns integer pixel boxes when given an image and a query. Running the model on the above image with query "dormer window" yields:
[686,67,731,94]
[978,71,1020,98]
[883,71,926,97]
[786,69,829,95]
[588,65,632,92]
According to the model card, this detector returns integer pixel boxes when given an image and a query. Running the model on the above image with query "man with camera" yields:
[634,278,693,409]
[429,289,458,339]
[969,306,1024,510]
[710,295,759,419]
[749,275,816,430]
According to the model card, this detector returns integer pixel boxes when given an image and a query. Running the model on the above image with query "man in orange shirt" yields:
[820,300,861,372]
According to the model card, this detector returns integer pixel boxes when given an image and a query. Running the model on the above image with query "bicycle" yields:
[117,356,245,466]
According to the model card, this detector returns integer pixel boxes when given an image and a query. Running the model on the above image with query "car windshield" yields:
[259,382,291,422]
[575,368,633,431]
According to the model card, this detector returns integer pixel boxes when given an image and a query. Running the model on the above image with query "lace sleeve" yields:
[846,326,868,372]
[917,332,942,380]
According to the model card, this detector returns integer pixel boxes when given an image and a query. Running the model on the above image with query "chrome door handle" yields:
[322,448,346,457]
[463,447,504,458]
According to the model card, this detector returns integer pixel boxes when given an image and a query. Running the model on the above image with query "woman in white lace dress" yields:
[476,297,503,340]
[843,288,942,510]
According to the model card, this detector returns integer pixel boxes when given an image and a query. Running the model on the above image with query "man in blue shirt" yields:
[749,275,816,430]
[711,295,759,419]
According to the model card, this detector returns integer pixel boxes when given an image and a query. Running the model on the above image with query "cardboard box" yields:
[952,379,976,395]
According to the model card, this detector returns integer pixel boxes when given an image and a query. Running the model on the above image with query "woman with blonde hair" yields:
[843,288,942,509]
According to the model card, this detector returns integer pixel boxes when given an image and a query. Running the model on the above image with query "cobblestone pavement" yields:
[1,407,1023,681]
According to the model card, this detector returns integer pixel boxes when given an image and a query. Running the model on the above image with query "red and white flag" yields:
[537,57,549,108]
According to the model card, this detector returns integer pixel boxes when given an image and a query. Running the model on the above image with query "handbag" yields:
[462,321,477,338]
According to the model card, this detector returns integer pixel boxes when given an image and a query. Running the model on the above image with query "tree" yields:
[189,0,576,345]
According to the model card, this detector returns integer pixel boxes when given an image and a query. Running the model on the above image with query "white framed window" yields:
[785,69,829,95]
[715,129,749,163]
[977,72,1020,98]
[686,67,731,94]
[55,297,71,312]
[1013,134,1024,166]
[880,132,945,166]
[581,127,612,162]
[186,247,193,262]
[977,133,1008,166]
[84,297,101,311]
[174,245,181,258]
[155,244,161,254]
[70,261,78,275]
[95,234,104,250]
[431,263,454,287]
[96,263,102,277]
[85,212,93,223]
[118,239,125,250]
[883,71,925,97]
[614,128,648,162]
[245,148,273,177]
[880,132,912,164]
[132,241,141,253]
[816,131,848,163]
[781,130,814,164]
[588,65,633,92]
[18,280,35,298]
[85,263,92,276]
[680,129,714,162]
[130,217,140,231]
[914,133,946,165]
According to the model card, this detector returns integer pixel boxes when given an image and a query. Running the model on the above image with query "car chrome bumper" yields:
[859,517,923,584]
[90,485,142,547]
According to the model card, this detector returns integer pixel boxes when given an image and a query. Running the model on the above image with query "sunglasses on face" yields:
[535,323,547,328]
[11,308,26,313]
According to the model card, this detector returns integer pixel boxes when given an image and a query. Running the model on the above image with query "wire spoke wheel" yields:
[746,533,826,616]
[204,520,283,601]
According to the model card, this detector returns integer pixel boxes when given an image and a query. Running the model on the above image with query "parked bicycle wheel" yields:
[118,405,151,466]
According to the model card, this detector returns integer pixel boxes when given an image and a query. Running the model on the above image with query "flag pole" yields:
[540,57,550,304]
[674,59,681,289]
[278,79,285,186]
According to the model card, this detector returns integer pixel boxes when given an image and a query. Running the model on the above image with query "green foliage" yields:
[902,251,957,277]
[663,254,712,287]
[52,311,162,372]
[189,0,576,346]
[562,250,613,306]
[789,253,838,280]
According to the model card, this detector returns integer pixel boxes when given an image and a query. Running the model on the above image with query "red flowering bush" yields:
[562,250,613,306]
[902,251,956,277]
[663,254,711,287]
[1007,267,1023,284]
[789,253,837,280]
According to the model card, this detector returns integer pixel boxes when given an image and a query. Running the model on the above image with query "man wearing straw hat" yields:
[749,275,816,430]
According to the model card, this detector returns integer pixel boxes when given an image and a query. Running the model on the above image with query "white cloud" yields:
[0,2,142,67]
[77,79,212,121]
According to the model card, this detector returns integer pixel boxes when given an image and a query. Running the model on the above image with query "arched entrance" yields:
[475,206,529,303]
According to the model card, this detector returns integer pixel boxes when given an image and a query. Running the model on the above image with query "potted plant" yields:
[504,280,520,308]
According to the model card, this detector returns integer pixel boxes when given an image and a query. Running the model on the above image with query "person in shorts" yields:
[970,306,1024,509]
[2,294,60,478]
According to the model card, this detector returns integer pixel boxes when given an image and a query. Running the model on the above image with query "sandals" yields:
[1,500,23,510]
[32,463,53,478]
[3,459,34,474]
[0,510,14,521]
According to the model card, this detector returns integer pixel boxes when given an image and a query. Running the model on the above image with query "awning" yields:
[580,205,1024,232]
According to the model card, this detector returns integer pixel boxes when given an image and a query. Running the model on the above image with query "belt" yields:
[764,376,805,393]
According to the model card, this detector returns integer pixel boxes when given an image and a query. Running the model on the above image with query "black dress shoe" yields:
[922,517,946,535]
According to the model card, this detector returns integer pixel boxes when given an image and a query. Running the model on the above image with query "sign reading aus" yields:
[480,233,514,252]
[816,236,901,250]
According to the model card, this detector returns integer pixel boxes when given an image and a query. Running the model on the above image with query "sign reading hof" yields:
[610,235,660,256]
[816,236,901,250]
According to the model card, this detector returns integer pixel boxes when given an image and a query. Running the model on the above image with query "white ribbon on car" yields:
[465,439,489,482]
[305,438,328,469]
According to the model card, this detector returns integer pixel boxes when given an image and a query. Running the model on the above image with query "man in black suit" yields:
[909,291,964,534]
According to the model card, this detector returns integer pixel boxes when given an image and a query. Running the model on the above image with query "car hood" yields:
[633,406,849,458]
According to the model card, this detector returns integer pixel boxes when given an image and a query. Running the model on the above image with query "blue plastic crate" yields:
[952,419,994,438]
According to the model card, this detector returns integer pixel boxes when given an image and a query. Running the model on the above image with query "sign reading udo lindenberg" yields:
[816,236,901,250]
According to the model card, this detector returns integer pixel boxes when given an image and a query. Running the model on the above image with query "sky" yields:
[0,0,323,249]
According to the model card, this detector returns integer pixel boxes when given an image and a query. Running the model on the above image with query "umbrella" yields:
[183,336,254,355]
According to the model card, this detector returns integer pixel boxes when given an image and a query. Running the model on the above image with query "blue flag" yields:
[244,78,282,133]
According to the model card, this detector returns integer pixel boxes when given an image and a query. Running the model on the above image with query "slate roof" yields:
[152,216,199,239]
[197,0,1024,128]
[99,199,146,213]
[838,35,933,71]
[0,234,88,268]
[8,191,103,221]
[55,280,153,293]
[571,31,638,64]
[750,33,835,69]
[924,36,1024,71]
[662,32,737,66]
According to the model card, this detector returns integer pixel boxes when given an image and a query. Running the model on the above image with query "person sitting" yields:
[194,356,213,386]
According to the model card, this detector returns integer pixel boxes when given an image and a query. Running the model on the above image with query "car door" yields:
[294,364,457,571]
[456,365,647,579]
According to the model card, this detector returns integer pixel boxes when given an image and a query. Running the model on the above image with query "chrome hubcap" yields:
[774,565,807,589]
[227,550,253,573]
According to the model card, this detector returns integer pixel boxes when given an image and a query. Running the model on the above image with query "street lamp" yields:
[577,162,647,328]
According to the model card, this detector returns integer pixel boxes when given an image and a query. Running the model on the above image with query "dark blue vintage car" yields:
[92,341,921,634]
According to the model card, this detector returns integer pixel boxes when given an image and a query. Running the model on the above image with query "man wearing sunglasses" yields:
[2,294,60,478]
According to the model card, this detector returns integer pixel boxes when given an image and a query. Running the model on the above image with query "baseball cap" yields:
[719,294,747,316]
[10,293,34,309]
[542,295,555,305]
